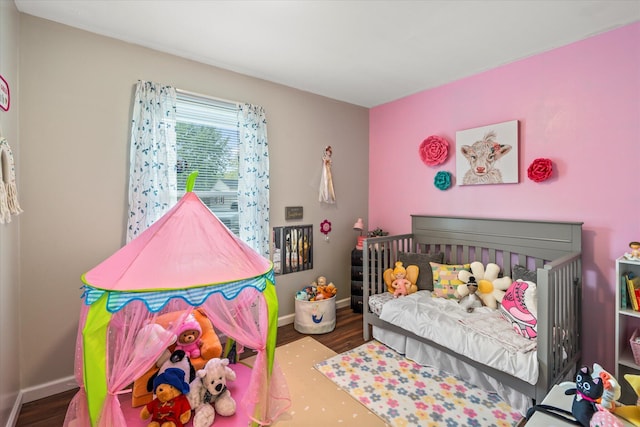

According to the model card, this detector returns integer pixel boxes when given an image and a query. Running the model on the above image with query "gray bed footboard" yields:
[361,215,583,403]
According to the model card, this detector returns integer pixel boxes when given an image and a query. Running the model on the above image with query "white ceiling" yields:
[14,0,640,107]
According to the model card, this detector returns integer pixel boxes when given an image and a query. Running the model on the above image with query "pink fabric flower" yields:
[419,135,449,166]
[320,219,332,235]
[527,158,553,182]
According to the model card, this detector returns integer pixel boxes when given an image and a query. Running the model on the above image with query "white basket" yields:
[294,297,336,334]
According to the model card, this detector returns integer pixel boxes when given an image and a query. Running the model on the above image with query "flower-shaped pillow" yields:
[457,261,512,309]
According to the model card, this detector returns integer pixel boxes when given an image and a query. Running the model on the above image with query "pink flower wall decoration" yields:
[419,135,449,166]
[527,158,553,182]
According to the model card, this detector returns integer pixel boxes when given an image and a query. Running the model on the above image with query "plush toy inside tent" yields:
[63,186,290,427]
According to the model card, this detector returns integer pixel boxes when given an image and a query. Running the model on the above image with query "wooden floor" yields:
[15,306,366,427]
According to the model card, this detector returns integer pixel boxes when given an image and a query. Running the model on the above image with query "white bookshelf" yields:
[615,256,640,404]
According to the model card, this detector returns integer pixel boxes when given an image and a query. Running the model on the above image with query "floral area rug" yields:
[314,340,523,427]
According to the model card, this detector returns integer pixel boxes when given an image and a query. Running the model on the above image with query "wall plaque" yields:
[285,206,303,220]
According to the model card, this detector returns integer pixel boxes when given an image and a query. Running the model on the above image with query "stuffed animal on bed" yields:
[383,261,419,296]
[457,261,512,309]
[565,366,604,426]
[458,276,484,312]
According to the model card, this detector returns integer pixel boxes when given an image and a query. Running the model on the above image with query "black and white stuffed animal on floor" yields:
[146,349,196,394]
[565,365,604,426]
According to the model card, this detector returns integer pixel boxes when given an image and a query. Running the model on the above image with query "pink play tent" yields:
[63,186,290,426]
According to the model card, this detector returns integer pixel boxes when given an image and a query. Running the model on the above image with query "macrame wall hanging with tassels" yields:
[0,136,23,224]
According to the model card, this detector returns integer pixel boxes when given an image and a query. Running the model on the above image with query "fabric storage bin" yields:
[294,296,336,334]
[631,329,640,365]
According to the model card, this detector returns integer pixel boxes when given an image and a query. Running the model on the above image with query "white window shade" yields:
[176,92,240,234]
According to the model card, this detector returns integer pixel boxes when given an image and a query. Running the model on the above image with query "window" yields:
[175,92,240,235]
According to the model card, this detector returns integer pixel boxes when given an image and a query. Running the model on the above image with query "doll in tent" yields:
[318,145,336,204]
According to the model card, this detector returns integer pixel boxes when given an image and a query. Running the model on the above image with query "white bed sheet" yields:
[376,290,539,385]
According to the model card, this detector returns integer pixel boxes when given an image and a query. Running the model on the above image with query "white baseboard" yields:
[7,299,354,420]
[6,391,22,427]
[4,376,77,427]
[21,375,77,404]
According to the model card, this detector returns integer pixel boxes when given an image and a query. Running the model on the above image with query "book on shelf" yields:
[622,272,629,309]
[625,272,640,311]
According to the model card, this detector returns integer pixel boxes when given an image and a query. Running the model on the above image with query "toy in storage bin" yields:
[294,296,336,334]
[630,329,640,365]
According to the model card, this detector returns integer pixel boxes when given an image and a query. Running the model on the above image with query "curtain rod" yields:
[176,88,241,106]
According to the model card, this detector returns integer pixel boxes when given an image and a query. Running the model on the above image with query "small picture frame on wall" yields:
[456,120,519,185]
[285,206,303,221]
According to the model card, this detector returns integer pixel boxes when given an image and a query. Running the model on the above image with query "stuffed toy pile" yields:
[188,357,237,427]
[295,276,337,301]
[563,364,626,427]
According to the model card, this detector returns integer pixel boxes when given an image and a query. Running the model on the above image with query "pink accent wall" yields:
[369,22,640,371]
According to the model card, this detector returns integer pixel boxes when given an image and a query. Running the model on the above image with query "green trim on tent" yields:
[185,170,199,192]
[264,279,278,375]
[83,294,111,427]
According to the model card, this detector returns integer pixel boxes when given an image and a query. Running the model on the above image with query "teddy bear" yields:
[188,357,237,427]
[140,367,192,427]
[175,313,203,359]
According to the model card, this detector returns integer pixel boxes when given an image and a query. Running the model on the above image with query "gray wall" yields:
[14,13,368,397]
[0,2,21,425]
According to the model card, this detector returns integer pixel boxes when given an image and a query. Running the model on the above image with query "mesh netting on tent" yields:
[63,190,290,427]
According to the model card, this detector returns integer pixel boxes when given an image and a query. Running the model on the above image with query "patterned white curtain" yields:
[237,103,270,257]
[126,81,177,243]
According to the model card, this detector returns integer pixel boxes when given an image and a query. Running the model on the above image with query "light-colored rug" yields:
[315,340,524,427]
[245,336,387,427]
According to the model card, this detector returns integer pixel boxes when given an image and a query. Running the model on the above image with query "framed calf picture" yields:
[456,120,519,185]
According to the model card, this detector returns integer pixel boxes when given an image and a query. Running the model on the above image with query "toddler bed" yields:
[362,215,582,414]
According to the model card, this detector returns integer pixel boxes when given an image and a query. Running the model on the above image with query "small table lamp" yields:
[353,218,365,250]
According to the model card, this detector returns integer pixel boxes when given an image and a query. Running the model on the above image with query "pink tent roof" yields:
[83,192,272,292]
